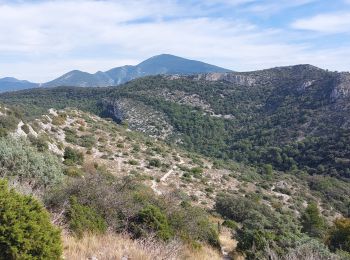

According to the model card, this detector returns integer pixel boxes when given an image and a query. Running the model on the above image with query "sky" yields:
[0,0,349,82]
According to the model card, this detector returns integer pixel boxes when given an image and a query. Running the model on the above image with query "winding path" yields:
[150,156,184,195]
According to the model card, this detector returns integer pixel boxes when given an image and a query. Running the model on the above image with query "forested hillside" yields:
[1,105,350,259]
[2,65,350,180]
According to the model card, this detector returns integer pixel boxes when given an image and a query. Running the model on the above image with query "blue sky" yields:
[0,0,349,82]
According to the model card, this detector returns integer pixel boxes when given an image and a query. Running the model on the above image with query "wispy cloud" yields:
[0,0,349,81]
[292,12,350,33]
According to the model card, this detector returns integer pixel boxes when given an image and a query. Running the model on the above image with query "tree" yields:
[0,179,62,259]
[300,202,326,238]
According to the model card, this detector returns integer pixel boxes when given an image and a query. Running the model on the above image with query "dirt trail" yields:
[219,228,239,260]
[150,156,184,195]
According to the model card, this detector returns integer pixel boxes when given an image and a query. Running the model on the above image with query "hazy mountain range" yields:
[0,54,230,92]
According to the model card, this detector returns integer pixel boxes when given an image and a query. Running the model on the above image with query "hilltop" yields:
[0,54,230,92]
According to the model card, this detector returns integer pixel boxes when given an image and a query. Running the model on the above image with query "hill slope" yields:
[1,105,349,259]
[43,54,231,88]
[0,77,39,93]
[3,65,350,181]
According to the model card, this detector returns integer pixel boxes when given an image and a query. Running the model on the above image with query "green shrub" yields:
[79,135,96,148]
[327,218,350,253]
[67,196,107,238]
[64,128,78,144]
[148,158,161,168]
[64,167,84,178]
[64,147,84,165]
[0,180,62,259]
[300,202,327,238]
[131,205,173,241]
[29,134,49,152]
[170,203,219,247]
[222,219,238,229]
[51,114,66,126]
[128,159,139,165]
[0,137,63,188]
[0,114,20,137]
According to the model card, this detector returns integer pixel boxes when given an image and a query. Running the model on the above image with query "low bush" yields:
[66,196,107,238]
[64,147,84,166]
[327,218,350,253]
[0,137,63,188]
[148,158,162,167]
[64,167,84,178]
[222,220,238,230]
[52,114,66,126]
[131,205,173,241]
[0,179,62,259]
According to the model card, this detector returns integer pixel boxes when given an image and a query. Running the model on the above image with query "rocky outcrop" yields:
[99,99,125,123]
[195,73,257,86]
[331,72,350,100]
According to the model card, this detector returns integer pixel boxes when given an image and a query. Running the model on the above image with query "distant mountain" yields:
[3,64,350,183]
[0,77,39,93]
[43,54,231,87]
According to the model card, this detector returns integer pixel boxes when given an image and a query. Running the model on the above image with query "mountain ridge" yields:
[0,54,231,92]
[43,54,231,88]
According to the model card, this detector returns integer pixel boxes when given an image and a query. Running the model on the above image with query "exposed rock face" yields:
[100,99,125,123]
[297,80,315,92]
[194,73,257,86]
[331,73,350,100]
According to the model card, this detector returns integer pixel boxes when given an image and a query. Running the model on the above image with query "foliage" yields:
[64,166,84,178]
[148,158,161,167]
[215,194,303,258]
[3,69,350,182]
[0,137,63,188]
[131,205,173,241]
[51,114,66,126]
[0,114,20,137]
[46,173,218,246]
[67,196,107,238]
[28,134,49,152]
[64,147,84,165]
[307,176,350,216]
[327,218,350,253]
[300,202,327,238]
[222,220,238,229]
[0,179,62,259]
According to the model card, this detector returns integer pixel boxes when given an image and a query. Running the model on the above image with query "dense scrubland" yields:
[1,65,350,260]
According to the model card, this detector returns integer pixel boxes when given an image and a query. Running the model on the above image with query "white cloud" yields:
[0,0,349,82]
[292,12,350,33]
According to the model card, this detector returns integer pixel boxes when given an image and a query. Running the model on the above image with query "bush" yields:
[67,196,107,238]
[0,137,63,188]
[148,158,161,168]
[300,202,327,238]
[128,159,139,165]
[0,114,20,137]
[29,134,49,152]
[131,205,173,241]
[222,220,238,229]
[64,147,84,165]
[0,179,62,259]
[79,135,96,148]
[64,167,84,178]
[51,114,66,126]
[327,218,350,253]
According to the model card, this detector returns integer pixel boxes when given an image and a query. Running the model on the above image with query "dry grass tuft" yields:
[63,232,222,260]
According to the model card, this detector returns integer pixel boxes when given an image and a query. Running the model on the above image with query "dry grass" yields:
[63,232,222,260]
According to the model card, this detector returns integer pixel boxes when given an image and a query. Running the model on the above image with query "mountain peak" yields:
[42,54,231,88]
